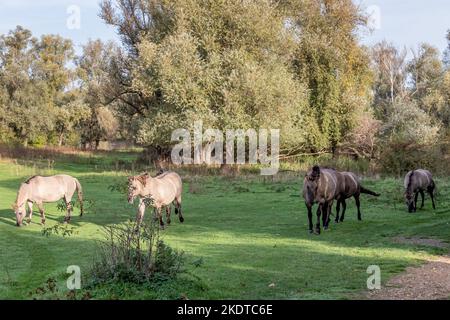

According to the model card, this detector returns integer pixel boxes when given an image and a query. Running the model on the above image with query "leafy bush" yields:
[87,221,184,287]
[379,140,449,176]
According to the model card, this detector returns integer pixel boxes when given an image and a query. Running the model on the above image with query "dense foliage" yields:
[0,0,449,170]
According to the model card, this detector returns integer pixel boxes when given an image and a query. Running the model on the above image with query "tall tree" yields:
[100,0,309,155]
[76,39,120,149]
[408,43,445,120]
[287,0,373,154]
[370,41,407,120]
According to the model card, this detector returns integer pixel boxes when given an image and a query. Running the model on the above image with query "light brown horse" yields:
[334,171,380,223]
[303,166,343,234]
[128,171,183,228]
[404,169,436,213]
[13,175,84,227]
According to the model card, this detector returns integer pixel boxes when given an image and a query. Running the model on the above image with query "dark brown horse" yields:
[334,171,380,223]
[303,166,343,234]
[404,169,436,213]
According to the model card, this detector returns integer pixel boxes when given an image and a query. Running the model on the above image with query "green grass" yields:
[0,154,449,300]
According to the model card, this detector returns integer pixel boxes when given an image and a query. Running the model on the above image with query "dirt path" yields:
[367,237,450,300]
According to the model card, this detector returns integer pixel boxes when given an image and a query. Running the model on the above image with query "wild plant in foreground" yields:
[88,220,184,286]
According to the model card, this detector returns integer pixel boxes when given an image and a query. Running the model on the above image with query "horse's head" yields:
[404,191,415,213]
[127,173,149,204]
[12,202,25,227]
[304,166,321,201]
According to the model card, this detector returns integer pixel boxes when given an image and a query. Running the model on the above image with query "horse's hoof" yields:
[167,220,171,225]
[309,229,314,234]
[179,217,184,223]
[41,219,46,225]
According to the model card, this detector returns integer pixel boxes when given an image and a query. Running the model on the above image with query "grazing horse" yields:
[334,172,380,223]
[303,166,343,234]
[404,169,436,213]
[128,171,183,228]
[13,175,84,227]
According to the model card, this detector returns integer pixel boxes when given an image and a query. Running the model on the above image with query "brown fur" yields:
[334,172,380,223]
[303,166,344,234]
[128,171,183,228]
[404,169,436,212]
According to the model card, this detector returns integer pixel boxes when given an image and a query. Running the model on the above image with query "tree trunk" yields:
[58,133,64,147]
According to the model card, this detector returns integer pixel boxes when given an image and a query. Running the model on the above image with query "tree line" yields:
[1,0,449,172]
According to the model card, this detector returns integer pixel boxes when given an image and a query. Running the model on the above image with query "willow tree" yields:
[287,0,373,154]
[99,0,373,157]
[100,0,309,155]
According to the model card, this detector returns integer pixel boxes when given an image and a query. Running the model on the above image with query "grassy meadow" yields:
[0,150,449,300]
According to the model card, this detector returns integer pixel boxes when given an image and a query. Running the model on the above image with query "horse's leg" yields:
[414,192,419,212]
[420,190,425,209]
[428,186,436,210]
[328,201,334,227]
[355,195,362,221]
[152,208,159,222]
[176,196,184,223]
[306,203,313,233]
[339,199,347,222]
[335,200,341,223]
[322,202,328,230]
[322,200,333,230]
[26,201,33,224]
[136,198,145,225]
[64,196,73,223]
[37,202,46,225]
[315,203,322,235]
[157,207,165,229]
[166,205,171,225]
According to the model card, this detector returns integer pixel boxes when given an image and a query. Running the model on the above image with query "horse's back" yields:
[320,168,342,200]
[404,169,433,190]
[341,172,360,196]
[156,171,182,196]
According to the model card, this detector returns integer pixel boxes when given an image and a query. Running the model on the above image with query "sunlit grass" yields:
[0,155,449,299]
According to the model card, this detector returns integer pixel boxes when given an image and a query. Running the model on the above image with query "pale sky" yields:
[0,0,449,55]
[359,0,450,55]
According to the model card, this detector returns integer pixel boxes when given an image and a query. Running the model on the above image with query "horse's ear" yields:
[137,175,147,187]
[312,165,320,175]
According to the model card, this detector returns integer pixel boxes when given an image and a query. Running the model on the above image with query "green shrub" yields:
[379,140,449,176]
[87,221,185,287]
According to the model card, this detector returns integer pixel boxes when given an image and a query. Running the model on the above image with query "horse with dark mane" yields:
[303,166,343,234]
[13,175,84,227]
[127,170,183,228]
[334,171,380,223]
[404,169,436,213]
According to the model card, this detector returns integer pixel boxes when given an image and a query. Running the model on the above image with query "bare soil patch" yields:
[392,236,449,249]
[368,237,450,300]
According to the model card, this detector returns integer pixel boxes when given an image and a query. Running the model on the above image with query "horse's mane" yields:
[24,175,39,184]
[155,169,167,177]
[406,170,415,193]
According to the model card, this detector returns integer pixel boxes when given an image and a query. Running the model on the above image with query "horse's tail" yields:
[74,178,84,217]
[360,186,380,197]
